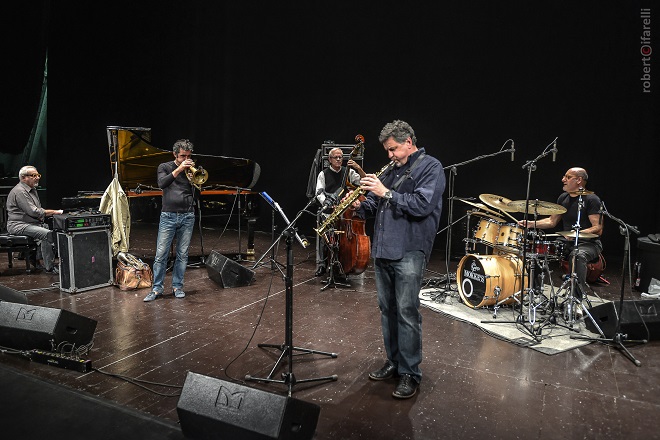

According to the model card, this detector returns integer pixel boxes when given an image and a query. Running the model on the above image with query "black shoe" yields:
[315,266,326,277]
[392,374,419,399]
[368,362,398,381]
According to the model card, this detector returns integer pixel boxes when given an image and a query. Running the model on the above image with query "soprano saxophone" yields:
[314,161,395,236]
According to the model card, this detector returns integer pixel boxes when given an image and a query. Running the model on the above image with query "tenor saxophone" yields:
[314,161,395,236]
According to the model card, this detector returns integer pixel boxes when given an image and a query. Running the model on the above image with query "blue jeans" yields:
[374,250,426,383]
[152,212,195,293]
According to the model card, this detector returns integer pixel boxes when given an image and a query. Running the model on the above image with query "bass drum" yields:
[457,254,524,308]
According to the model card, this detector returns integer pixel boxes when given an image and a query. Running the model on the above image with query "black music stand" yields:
[246,197,338,396]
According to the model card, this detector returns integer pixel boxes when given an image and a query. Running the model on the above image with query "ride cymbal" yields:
[479,194,518,212]
[507,200,567,215]
[557,231,599,239]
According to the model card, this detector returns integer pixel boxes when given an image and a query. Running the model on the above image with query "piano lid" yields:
[107,126,261,191]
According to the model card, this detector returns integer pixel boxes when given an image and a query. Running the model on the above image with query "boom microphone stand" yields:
[572,202,646,366]
[246,195,337,396]
[482,138,557,341]
[440,140,516,291]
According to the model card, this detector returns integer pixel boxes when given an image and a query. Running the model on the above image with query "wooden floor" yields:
[1,222,659,440]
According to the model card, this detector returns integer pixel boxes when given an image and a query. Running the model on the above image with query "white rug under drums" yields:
[420,287,606,355]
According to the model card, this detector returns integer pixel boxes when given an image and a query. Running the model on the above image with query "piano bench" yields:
[0,234,38,274]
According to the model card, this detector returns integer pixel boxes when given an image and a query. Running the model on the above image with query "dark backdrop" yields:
[10,1,658,260]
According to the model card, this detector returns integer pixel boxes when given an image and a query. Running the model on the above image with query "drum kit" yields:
[454,193,594,331]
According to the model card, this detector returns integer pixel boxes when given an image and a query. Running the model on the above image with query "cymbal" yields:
[507,200,567,215]
[557,231,599,239]
[568,189,595,196]
[467,210,506,223]
[479,194,518,212]
[454,198,502,217]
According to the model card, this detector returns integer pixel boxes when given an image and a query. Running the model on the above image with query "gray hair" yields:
[19,165,37,178]
[378,120,417,145]
[173,139,194,154]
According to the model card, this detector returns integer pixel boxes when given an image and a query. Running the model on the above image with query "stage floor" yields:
[1,223,659,440]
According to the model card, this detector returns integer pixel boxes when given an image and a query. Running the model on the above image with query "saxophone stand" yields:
[571,203,646,366]
[320,229,351,291]
[246,198,338,396]
[440,140,516,291]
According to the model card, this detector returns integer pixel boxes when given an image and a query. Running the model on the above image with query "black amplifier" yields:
[52,212,112,232]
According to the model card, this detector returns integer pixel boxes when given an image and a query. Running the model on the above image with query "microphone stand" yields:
[482,138,556,342]
[571,203,646,366]
[440,140,515,292]
[246,196,338,396]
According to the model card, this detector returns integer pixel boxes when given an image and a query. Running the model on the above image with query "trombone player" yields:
[144,139,198,302]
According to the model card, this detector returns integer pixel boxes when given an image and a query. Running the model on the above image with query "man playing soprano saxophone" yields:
[346,120,445,399]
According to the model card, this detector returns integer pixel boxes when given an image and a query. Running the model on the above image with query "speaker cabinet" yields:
[634,237,660,293]
[206,250,255,288]
[57,229,113,293]
[0,283,28,304]
[586,300,660,340]
[0,302,97,350]
[177,372,320,440]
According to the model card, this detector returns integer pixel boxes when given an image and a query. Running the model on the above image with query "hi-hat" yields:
[557,230,599,239]
[467,210,506,223]
[568,189,595,196]
[507,200,567,215]
[479,194,518,212]
[454,198,502,217]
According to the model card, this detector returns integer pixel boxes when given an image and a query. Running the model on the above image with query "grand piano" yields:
[67,126,262,260]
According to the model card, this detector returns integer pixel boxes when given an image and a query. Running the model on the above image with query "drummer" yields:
[518,167,603,300]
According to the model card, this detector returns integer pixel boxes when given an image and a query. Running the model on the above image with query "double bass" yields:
[338,135,371,275]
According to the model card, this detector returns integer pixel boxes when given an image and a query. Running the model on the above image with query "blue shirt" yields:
[357,148,445,262]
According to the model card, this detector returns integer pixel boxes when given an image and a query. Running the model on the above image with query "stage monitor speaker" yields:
[57,229,113,293]
[0,302,97,350]
[206,250,255,288]
[585,300,660,340]
[0,283,28,304]
[634,237,660,293]
[177,372,320,440]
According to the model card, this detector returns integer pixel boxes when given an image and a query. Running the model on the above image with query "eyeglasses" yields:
[27,173,41,178]
[330,156,343,160]
[563,174,577,180]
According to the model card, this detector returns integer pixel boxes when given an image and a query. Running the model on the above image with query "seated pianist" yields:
[5,165,63,274]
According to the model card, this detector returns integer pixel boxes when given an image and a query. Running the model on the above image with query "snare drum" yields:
[457,254,524,308]
[473,218,502,246]
[526,240,563,258]
[495,224,524,253]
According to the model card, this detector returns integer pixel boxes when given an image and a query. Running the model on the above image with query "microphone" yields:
[552,140,557,162]
[260,192,309,248]
[511,141,515,161]
[260,191,275,208]
[323,193,337,208]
